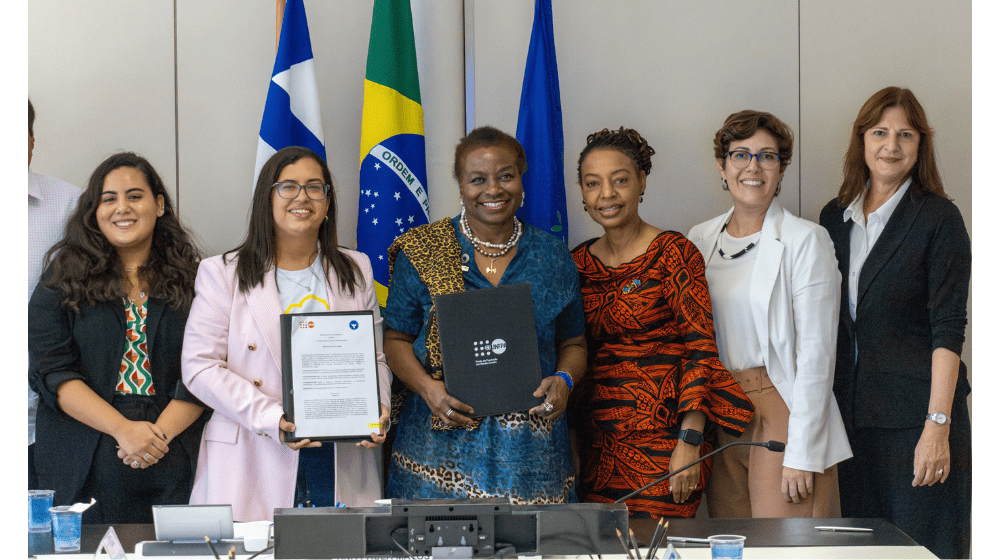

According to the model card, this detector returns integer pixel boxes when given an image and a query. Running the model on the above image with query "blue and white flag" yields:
[254,0,325,186]
[515,0,567,243]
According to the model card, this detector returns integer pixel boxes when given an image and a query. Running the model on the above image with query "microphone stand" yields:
[614,440,784,504]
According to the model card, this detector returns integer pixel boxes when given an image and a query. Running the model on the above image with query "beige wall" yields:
[28,0,971,365]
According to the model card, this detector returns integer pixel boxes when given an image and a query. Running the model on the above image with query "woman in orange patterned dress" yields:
[569,127,753,518]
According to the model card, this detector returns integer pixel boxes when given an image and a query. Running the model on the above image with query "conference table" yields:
[28,517,935,558]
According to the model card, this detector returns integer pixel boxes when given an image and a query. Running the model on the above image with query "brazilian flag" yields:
[358,0,429,308]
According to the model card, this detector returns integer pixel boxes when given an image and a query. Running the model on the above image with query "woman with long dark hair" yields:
[29,152,206,523]
[182,146,391,522]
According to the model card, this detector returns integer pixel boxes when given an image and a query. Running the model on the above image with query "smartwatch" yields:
[926,412,951,425]
[677,429,704,446]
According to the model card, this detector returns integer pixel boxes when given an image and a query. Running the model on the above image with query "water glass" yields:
[49,506,83,552]
[709,534,746,559]
[28,490,55,532]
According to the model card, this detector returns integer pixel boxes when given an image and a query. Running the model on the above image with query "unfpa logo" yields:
[298,320,315,329]
[473,339,507,357]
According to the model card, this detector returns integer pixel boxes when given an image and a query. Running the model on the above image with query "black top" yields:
[28,268,207,505]
[819,187,971,430]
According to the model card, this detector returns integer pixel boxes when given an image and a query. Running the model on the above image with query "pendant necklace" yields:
[123,267,146,300]
[460,206,523,275]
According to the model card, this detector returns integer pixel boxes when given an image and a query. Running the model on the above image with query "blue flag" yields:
[515,0,567,243]
[254,0,325,186]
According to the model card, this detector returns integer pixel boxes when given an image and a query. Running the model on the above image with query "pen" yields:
[616,528,635,559]
[815,526,874,532]
[628,528,641,559]
[204,535,221,559]
[666,536,711,543]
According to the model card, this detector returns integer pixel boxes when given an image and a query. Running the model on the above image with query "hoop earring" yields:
[721,178,729,191]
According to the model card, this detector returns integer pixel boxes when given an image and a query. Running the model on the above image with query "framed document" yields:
[280,311,382,442]
[434,283,543,417]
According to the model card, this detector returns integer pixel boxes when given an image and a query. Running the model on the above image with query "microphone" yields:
[614,440,785,504]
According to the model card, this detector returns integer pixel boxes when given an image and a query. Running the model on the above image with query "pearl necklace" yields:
[460,206,523,274]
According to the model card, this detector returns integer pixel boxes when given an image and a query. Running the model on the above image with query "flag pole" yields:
[276,0,286,51]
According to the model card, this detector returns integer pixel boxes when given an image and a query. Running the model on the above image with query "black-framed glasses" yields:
[726,150,782,170]
[272,181,331,200]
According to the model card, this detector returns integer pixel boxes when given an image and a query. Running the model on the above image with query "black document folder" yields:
[433,283,543,417]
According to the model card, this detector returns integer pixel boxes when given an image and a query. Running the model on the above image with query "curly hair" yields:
[576,126,655,184]
[44,152,201,312]
[836,86,947,206]
[453,126,527,181]
[713,110,794,173]
[226,146,362,295]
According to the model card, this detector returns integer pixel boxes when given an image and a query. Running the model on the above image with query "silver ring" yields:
[936,469,944,476]
[131,461,139,468]
[543,402,554,412]
[445,408,454,418]
[143,453,151,461]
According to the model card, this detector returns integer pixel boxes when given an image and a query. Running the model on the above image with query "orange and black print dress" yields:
[569,231,753,518]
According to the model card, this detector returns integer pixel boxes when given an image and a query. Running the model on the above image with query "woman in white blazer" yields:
[687,110,851,518]
[182,147,391,522]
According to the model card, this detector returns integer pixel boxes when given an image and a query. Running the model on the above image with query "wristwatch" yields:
[926,412,951,425]
[677,429,704,446]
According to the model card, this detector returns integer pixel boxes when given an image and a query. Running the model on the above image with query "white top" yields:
[705,227,765,372]
[842,177,912,320]
[28,168,81,444]
[28,169,81,298]
[276,257,330,314]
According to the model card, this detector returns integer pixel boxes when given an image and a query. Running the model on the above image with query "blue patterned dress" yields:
[384,216,584,502]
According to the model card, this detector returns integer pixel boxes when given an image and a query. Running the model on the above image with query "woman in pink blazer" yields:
[182,147,391,522]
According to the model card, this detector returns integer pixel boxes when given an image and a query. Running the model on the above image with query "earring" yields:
[640,192,645,203]
[775,182,782,197]
[520,191,526,209]
[324,215,329,222]
[721,178,729,191]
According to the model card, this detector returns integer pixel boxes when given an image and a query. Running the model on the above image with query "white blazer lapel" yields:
[747,201,785,374]
[245,268,285,373]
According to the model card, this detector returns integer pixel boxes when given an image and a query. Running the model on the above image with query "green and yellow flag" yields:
[357,0,429,307]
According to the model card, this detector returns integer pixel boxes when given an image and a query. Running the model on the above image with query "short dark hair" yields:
[713,110,794,173]
[453,126,527,182]
[28,99,34,137]
[226,146,362,295]
[44,152,201,311]
[577,126,655,184]
[836,86,946,206]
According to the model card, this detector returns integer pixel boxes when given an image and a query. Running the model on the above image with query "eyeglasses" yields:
[726,150,782,170]
[272,181,330,200]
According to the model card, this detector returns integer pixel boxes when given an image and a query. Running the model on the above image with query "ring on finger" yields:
[143,453,151,461]
[543,401,554,413]
[445,408,454,418]
[936,469,944,476]
[131,461,139,468]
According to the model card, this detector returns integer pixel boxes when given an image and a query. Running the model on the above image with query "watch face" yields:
[929,413,947,424]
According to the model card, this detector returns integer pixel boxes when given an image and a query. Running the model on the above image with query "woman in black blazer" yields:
[819,87,971,559]
[29,153,206,524]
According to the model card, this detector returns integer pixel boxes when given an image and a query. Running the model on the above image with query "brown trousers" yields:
[706,366,840,518]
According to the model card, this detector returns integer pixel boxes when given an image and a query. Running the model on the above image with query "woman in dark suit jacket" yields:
[819,87,971,559]
[29,153,206,524]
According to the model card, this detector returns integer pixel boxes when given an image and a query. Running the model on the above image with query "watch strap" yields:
[677,429,704,446]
